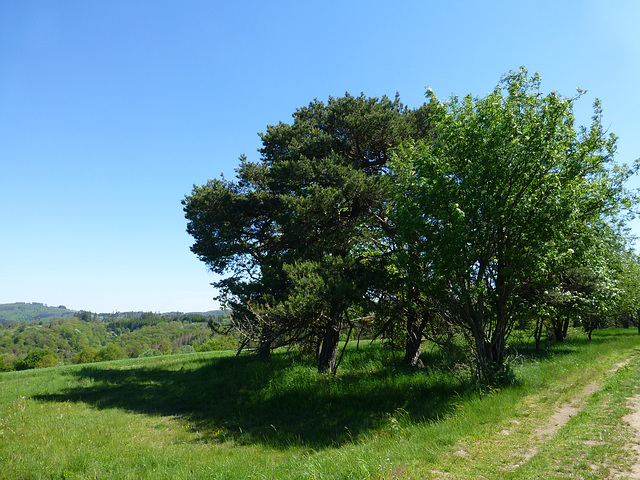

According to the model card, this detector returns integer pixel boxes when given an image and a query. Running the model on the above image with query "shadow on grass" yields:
[34,348,471,450]
[35,330,625,450]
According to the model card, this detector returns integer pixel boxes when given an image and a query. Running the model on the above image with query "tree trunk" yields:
[318,322,341,373]
[469,294,512,382]
[403,309,424,368]
[562,316,570,340]
[533,316,544,351]
[468,308,492,381]
[257,325,273,359]
[553,317,568,342]
[318,306,343,373]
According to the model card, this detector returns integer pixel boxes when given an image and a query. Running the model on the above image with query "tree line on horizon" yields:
[0,302,227,324]
[183,68,640,382]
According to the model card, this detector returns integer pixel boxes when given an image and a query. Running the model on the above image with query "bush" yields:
[138,348,163,358]
[196,335,238,352]
[15,349,59,370]
[95,344,127,362]
[73,347,99,364]
[37,354,59,368]
[178,344,195,354]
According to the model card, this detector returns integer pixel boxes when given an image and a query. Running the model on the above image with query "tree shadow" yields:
[34,351,470,450]
[35,330,622,450]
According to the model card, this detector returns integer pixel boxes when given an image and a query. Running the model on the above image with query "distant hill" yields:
[0,302,77,324]
[0,303,227,324]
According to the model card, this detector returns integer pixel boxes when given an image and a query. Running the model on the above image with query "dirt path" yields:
[508,380,601,469]
[621,395,640,479]
[430,359,640,478]
[511,360,631,472]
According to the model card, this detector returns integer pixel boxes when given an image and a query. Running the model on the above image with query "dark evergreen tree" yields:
[184,93,431,372]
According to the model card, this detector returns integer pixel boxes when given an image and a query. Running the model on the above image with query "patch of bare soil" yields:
[620,395,640,479]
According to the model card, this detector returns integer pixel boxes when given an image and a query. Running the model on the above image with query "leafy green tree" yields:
[76,311,92,322]
[604,247,640,332]
[14,349,59,370]
[177,344,196,354]
[158,338,172,354]
[73,347,99,364]
[36,353,59,368]
[95,344,127,362]
[389,68,637,381]
[196,335,239,352]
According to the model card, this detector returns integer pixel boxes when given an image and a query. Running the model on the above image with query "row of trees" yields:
[183,69,640,381]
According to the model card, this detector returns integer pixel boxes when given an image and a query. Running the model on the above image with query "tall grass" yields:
[1,329,639,479]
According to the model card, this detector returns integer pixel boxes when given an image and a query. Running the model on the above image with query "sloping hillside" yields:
[0,303,77,323]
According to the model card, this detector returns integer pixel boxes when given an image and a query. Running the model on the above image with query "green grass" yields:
[1,330,640,479]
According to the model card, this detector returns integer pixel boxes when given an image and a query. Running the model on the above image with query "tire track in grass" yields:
[427,359,632,478]
[509,360,629,472]
[512,381,600,468]
[618,394,640,479]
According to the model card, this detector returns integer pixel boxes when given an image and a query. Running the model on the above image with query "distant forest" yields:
[0,302,77,324]
[0,302,225,324]
[0,303,234,371]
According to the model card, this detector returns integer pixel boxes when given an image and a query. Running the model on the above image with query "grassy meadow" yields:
[2,329,640,479]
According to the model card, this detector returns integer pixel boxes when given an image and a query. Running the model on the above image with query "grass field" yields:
[2,329,640,479]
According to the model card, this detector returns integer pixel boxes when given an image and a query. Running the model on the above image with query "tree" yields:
[73,346,99,364]
[603,246,640,333]
[14,349,59,370]
[182,157,290,358]
[184,93,429,372]
[389,68,637,381]
[95,344,127,362]
[76,311,92,322]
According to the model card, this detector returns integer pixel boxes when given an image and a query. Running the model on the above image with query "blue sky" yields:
[1,1,639,313]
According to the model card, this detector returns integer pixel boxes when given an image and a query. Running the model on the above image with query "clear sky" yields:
[2,1,639,313]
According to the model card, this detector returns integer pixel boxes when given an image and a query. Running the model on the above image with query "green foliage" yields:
[389,67,638,379]
[183,71,639,379]
[14,349,59,370]
[177,344,196,354]
[183,93,430,371]
[72,347,99,364]
[138,348,163,358]
[0,317,108,366]
[94,344,127,362]
[195,335,238,352]
[0,311,232,369]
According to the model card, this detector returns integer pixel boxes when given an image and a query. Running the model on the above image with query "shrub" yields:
[138,348,163,358]
[73,347,99,364]
[95,344,127,362]
[196,335,238,352]
[15,349,59,370]
[37,354,59,368]
[178,344,195,354]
